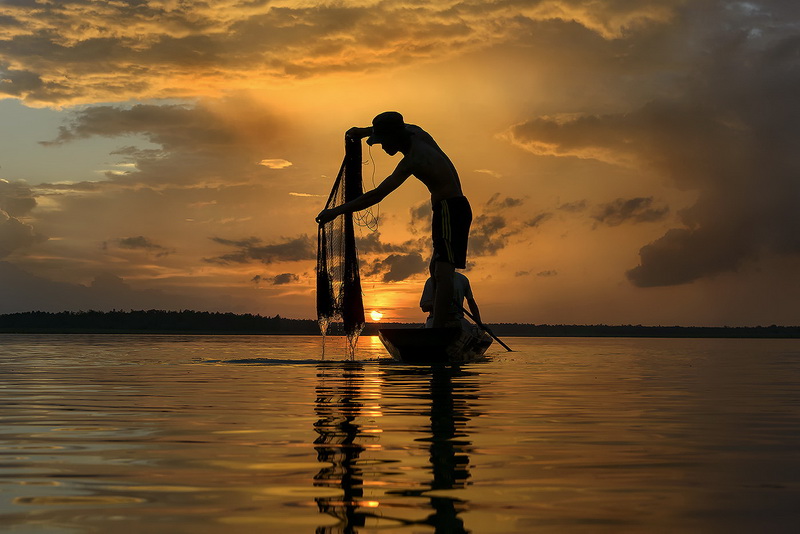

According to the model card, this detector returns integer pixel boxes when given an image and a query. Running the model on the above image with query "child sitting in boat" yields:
[420,272,482,330]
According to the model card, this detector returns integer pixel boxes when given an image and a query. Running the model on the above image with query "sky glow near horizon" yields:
[1,0,800,326]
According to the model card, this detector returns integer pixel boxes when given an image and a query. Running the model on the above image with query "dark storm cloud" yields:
[210,237,260,249]
[0,210,45,258]
[206,234,314,265]
[467,195,536,257]
[626,227,752,288]
[558,200,587,213]
[525,212,553,228]
[43,102,282,157]
[41,103,269,151]
[356,232,420,255]
[0,64,43,97]
[365,252,427,283]
[408,201,431,234]
[469,214,510,256]
[486,193,524,210]
[0,179,44,257]
[593,197,668,227]
[271,272,300,285]
[508,3,800,287]
[35,100,289,197]
[112,236,174,257]
[43,104,192,146]
[0,179,37,217]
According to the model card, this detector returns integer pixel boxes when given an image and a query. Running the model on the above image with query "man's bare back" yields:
[398,126,463,203]
[315,115,463,224]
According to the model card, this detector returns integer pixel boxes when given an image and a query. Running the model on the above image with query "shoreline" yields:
[2,310,798,338]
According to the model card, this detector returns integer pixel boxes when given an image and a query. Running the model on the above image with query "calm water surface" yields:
[1,334,799,533]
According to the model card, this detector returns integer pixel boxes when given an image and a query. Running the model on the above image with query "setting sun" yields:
[370,310,384,322]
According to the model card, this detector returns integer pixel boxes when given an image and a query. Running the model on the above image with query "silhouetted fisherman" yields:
[316,111,472,328]
[420,271,482,330]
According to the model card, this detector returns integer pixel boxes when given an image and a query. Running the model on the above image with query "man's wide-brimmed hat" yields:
[367,111,405,146]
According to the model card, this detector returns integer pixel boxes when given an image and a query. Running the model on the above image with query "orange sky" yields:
[2,0,800,326]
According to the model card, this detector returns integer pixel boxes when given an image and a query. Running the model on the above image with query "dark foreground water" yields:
[0,334,799,533]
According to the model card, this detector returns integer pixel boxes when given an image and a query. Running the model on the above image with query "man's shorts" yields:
[432,196,472,269]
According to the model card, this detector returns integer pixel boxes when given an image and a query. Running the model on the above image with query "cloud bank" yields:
[206,235,315,265]
[593,197,668,227]
[0,179,45,258]
[110,235,174,257]
[0,0,682,105]
[40,100,287,189]
[508,3,800,286]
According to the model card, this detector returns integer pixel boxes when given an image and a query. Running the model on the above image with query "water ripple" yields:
[0,335,799,532]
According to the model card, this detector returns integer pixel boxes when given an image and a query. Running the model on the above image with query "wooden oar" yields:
[460,305,513,352]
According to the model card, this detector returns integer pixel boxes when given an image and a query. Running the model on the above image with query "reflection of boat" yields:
[378,326,492,364]
[381,364,479,533]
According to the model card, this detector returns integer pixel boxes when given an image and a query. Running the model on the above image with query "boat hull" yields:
[378,327,492,364]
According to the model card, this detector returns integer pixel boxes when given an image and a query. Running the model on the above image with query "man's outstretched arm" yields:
[316,163,411,224]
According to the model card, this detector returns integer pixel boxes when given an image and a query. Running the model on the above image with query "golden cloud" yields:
[257,159,293,169]
[0,0,684,105]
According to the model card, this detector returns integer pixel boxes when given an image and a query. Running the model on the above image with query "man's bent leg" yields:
[432,261,455,328]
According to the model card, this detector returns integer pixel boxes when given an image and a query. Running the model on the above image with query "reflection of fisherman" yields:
[316,111,471,328]
[420,272,482,330]
[313,362,369,531]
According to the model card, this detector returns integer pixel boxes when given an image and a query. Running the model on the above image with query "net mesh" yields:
[316,136,366,355]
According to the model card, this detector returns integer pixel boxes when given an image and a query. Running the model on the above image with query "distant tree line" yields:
[0,310,797,337]
[0,310,320,334]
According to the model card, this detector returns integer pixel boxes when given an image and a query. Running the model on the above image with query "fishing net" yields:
[316,136,366,355]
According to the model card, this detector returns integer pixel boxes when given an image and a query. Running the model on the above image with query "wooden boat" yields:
[378,326,493,364]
